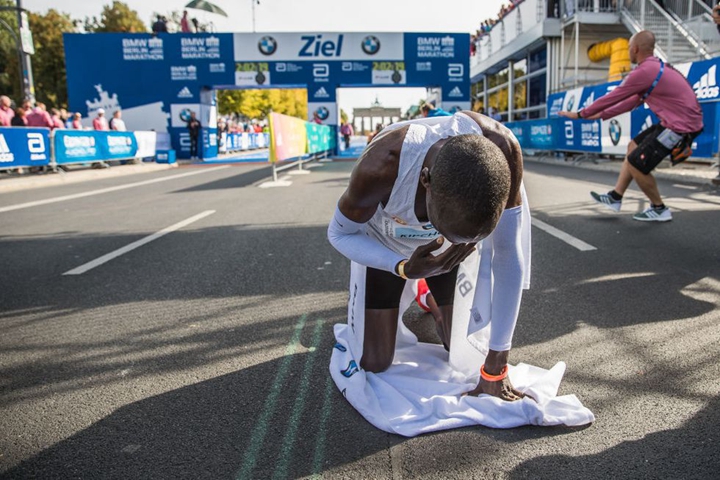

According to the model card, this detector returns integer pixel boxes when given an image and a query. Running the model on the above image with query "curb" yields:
[524,155,719,186]
[0,163,179,194]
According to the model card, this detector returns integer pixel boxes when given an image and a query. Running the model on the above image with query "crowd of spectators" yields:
[0,94,129,132]
[152,11,204,34]
[471,0,526,56]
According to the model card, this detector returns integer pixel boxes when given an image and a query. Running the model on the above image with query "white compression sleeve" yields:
[327,206,406,274]
[484,206,526,351]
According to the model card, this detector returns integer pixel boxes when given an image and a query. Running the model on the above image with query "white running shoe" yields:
[632,206,672,222]
[591,191,622,212]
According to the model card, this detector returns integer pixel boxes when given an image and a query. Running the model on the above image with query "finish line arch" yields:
[64,32,470,159]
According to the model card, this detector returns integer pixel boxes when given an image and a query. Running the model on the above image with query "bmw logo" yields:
[609,119,621,146]
[314,106,329,121]
[566,95,575,112]
[258,36,277,56]
[361,35,380,55]
[179,108,192,123]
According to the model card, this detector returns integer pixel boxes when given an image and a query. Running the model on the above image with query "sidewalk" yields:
[525,155,720,186]
[0,162,178,194]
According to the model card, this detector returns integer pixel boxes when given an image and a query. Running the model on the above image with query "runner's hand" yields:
[404,237,476,279]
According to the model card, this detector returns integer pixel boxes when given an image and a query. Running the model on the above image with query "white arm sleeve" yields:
[480,205,526,351]
[327,206,406,274]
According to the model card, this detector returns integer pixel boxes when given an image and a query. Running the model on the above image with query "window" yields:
[514,59,527,78]
[488,67,509,89]
[513,80,527,110]
[528,75,546,107]
[529,47,547,73]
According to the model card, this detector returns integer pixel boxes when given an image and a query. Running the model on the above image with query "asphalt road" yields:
[1,159,719,479]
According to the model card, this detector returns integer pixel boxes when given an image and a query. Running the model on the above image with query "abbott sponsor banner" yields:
[54,131,138,164]
[0,127,50,169]
[234,32,403,62]
[269,112,307,163]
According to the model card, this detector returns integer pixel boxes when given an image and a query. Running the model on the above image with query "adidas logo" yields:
[0,134,14,162]
[693,65,719,100]
[177,87,193,98]
[582,92,594,108]
[448,86,463,97]
[314,87,329,98]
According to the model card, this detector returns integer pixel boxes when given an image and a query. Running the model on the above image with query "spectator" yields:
[421,103,452,118]
[21,100,32,114]
[340,121,354,149]
[110,110,126,131]
[559,30,703,222]
[10,108,27,127]
[489,107,502,122]
[26,102,54,128]
[186,110,202,159]
[50,108,64,129]
[93,109,109,130]
[59,108,70,128]
[181,10,192,33]
[71,112,83,129]
[152,15,168,34]
[191,17,200,33]
[0,95,14,126]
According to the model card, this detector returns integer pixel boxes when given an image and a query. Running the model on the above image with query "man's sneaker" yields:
[591,191,622,212]
[632,206,672,222]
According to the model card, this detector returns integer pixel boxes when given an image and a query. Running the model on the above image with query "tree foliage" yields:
[0,0,21,101]
[85,1,147,33]
[28,9,75,107]
[217,89,307,120]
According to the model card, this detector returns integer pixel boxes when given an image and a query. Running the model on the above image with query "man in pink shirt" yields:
[92,109,109,130]
[0,95,14,126]
[26,102,54,128]
[560,30,703,222]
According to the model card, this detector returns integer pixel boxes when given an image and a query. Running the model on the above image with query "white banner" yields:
[233,32,403,62]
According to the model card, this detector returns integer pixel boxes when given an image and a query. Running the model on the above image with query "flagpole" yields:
[252,0,256,32]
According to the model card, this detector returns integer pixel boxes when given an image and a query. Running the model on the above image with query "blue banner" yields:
[0,127,51,169]
[54,130,138,164]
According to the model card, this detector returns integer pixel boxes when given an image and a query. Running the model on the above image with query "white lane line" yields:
[532,217,597,251]
[0,166,230,214]
[63,210,216,275]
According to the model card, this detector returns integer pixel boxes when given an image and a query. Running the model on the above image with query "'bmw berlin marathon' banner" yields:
[64,31,470,159]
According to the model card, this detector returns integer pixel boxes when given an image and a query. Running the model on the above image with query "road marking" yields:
[311,374,335,479]
[532,217,597,251]
[237,314,307,480]
[273,318,325,480]
[0,166,230,213]
[63,210,216,275]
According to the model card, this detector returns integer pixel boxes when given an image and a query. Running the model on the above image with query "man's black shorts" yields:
[628,124,701,175]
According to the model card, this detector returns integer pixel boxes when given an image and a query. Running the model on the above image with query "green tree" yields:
[85,1,147,33]
[217,88,307,120]
[28,9,75,108]
[0,0,22,102]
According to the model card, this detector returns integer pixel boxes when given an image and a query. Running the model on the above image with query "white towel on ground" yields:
[329,252,595,437]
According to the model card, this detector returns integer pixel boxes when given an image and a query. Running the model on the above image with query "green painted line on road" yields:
[272,318,325,480]
[311,369,336,478]
[236,314,307,480]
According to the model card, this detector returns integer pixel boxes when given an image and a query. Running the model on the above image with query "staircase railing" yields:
[620,0,712,62]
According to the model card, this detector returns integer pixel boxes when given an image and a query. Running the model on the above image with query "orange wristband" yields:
[480,364,508,382]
